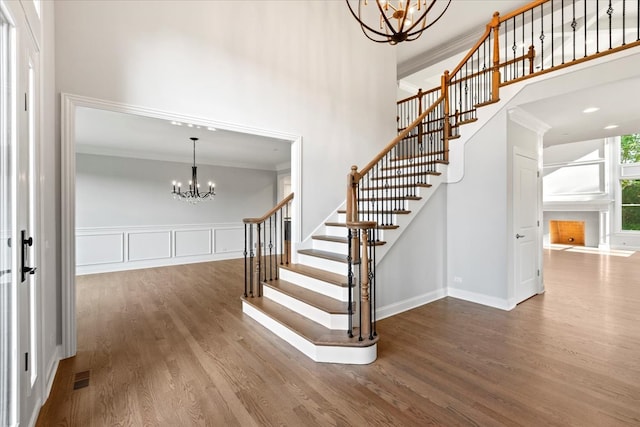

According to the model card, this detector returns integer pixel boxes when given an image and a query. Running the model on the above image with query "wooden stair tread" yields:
[358,196,421,202]
[390,150,447,162]
[475,98,500,108]
[337,209,411,215]
[360,183,432,191]
[325,222,399,230]
[381,160,448,171]
[297,248,348,264]
[242,296,377,347]
[312,235,387,246]
[456,117,478,126]
[263,279,349,314]
[279,263,348,287]
[371,171,441,180]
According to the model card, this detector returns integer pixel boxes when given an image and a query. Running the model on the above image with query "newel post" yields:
[417,88,424,141]
[442,71,450,162]
[347,166,361,263]
[491,11,501,102]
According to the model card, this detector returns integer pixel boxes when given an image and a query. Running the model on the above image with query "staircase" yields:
[241,0,640,364]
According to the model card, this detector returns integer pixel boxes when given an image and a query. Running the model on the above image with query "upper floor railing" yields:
[352,0,640,229]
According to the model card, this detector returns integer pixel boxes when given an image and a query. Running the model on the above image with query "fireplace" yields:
[549,220,585,246]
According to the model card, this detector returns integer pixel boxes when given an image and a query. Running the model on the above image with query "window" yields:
[619,134,640,232]
[620,133,640,164]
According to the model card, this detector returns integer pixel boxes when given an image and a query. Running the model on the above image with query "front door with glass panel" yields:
[0,2,42,424]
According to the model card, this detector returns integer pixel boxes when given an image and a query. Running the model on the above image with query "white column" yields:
[598,208,610,249]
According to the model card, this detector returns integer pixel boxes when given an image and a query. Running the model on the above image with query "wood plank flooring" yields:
[37,248,640,426]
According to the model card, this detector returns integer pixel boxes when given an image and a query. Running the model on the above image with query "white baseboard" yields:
[376,288,447,320]
[44,345,62,399]
[77,252,242,275]
[447,287,515,311]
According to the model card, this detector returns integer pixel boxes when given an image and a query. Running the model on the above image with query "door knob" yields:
[516,233,525,239]
[20,230,36,282]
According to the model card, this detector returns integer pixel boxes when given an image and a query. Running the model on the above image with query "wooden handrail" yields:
[243,193,294,224]
[448,21,494,80]
[498,0,547,23]
[357,94,445,178]
[396,86,440,105]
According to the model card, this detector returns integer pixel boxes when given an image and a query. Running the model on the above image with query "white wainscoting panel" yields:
[128,231,172,261]
[214,227,244,253]
[76,223,244,275]
[175,229,212,257]
[76,233,123,266]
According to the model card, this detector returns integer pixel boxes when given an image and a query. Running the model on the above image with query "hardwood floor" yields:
[37,249,640,426]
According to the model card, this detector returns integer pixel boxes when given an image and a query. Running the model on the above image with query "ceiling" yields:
[517,76,640,146]
[75,107,292,171]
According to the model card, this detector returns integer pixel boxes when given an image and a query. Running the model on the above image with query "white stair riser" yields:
[368,176,435,187]
[242,302,376,364]
[312,239,348,254]
[325,225,347,236]
[358,200,409,211]
[279,268,350,301]
[263,286,348,330]
[297,253,347,276]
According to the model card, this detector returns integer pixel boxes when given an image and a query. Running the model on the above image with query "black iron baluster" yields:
[562,0,566,63]
[358,238,363,342]
[622,0,626,46]
[268,216,272,281]
[244,223,248,297]
[540,4,545,70]
[608,0,613,50]
[596,0,600,53]
[371,228,377,338]
[584,0,588,57]
[551,2,554,68]
[347,227,353,338]
[249,224,254,297]
[572,0,577,60]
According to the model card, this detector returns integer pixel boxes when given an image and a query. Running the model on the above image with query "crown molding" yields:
[397,27,481,79]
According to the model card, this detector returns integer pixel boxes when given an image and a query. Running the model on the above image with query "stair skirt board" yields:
[279,268,349,301]
[242,301,377,365]
[262,286,349,330]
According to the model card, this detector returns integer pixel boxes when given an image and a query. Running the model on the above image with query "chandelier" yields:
[171,137,216,203]
[346,0,451,45]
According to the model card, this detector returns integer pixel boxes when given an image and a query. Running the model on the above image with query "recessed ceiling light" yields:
[604,124,618,130]
[170,121,182,126]
[187,123,194,128]
[583,107,599,113]
[207,127,217,131]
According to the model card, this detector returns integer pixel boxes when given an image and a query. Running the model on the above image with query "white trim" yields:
[376,289,446,320]
[242,301,377,364]
[43,345,60,403]
[60,93,303,359]
[507,107,551,136]
[447,287,515,311]
[263,286,348,330]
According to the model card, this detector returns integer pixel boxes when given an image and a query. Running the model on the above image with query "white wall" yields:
[447,110,510,307]
[54,0,398,239]
[76,153,277,227]
[376,185,448,317]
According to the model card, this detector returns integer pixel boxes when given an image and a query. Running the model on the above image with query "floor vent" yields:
[73,370,91,390]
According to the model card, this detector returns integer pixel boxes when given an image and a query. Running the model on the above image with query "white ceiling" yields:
[518,75,640,146]
[75,107,292,171]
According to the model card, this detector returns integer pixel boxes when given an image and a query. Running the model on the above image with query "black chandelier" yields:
[346,0,451,45]
[171,137,216,203]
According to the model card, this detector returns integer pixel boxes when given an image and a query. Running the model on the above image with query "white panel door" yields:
[514,152,539,304]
